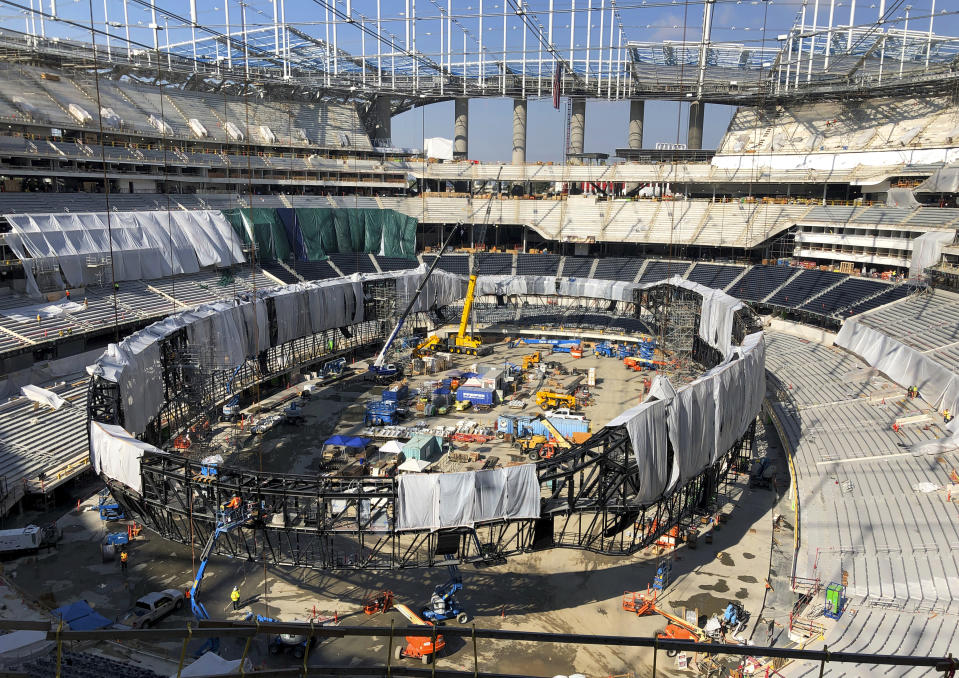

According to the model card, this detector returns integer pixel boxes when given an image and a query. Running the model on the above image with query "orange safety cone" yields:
[501,605,505,618]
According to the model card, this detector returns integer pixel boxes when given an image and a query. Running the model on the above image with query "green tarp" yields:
[221,207,417,262]
[222,207,291,262]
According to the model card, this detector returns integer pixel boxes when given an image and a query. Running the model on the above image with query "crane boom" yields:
[370,224,461,373]
[457,264,479,340]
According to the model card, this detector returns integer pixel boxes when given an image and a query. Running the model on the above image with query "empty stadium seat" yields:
[727,265,798,302]
[765,269,846,308]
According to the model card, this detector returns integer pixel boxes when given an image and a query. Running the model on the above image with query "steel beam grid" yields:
[91,284,755,569]
[111,418,752,570]
[2,26,959,109]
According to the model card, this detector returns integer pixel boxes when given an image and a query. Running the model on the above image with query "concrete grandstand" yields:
[0,1,956,676]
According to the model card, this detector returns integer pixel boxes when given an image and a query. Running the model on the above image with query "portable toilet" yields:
[824,582,845,619]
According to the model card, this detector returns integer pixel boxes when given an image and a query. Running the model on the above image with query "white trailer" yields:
[0,524,59,554]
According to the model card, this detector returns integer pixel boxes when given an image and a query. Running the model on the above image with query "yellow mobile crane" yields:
[448,260,492,356]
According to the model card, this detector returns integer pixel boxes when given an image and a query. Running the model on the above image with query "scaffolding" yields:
[639,284,701,370]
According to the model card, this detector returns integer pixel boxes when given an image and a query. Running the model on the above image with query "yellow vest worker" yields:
[231,586,240,610]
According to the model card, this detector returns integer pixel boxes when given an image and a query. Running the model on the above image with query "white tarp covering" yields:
[668,373,717,482]
[89,421,161,494]
[0,299,84,323]
[424,137,454,160]
[886,187,920,207]
[837,319,959,422]
[92,269,462,434]
[915,165,959,193]
[608,399,673,504]
[176,651,252,677]
[20,384,67,410]
[610,331,765,493]
[396,464,539,531]
[2,211,244,294]
[909,230,955,278]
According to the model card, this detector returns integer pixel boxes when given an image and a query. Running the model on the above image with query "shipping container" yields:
[497,415,516,435]
[455,386,495,406]
[382,383,409,402]
[403,434,443,462]
[530,416,590,440]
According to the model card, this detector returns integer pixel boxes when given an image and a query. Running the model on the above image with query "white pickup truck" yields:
[120,589,184,628]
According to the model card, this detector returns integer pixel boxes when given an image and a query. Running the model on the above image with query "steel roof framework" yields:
[0,1,957,106]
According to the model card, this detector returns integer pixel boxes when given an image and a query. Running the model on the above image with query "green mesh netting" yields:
[293,208,416,259]
[221,207,416,261]
[222,208,291,262]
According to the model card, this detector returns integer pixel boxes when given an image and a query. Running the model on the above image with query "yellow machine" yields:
[412,335,441,359]
[536,391,577,410]
[448,261,492,356]
[522,352,541,370]
[514,434,547,453]
[538,416,572,449]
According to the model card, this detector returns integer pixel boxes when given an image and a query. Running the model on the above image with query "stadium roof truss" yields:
[0,2,957,107]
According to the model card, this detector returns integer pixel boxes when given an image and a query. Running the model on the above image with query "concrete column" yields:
[687,101,705,150]
[628,100,645,149]
[569,98,586,157]
[368,96,392,145]
[512,98,527,165]
[453,98,469,159]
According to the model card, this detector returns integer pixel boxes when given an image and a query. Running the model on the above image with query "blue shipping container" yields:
[530,417,590,439]
[455,387,494,405]
[497,415,516,434]
[382,384,409,402]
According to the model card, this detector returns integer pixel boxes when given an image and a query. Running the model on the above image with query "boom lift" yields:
[188,502,251,654]
[421,554,469,624]
[369,224,461,382]
[392,603,446,664]
[447,259,492,357]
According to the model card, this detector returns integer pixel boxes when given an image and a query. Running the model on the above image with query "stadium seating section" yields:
[719,96,959,154]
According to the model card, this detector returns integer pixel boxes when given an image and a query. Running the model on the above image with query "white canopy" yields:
[380,440,405,454]
[397,458,431,473]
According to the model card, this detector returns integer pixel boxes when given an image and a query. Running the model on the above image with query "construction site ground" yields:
[205,337,706,475]
[0,339,788,677]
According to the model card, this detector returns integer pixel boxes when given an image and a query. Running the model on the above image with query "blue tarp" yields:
[323,435,371,448]
[52,600,113,630]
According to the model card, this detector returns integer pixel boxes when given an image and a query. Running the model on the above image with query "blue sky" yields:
[3,0,954,162]
[392,98,736,161]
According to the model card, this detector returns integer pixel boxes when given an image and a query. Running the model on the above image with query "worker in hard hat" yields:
[231,586,241,611]
[119,549,128,573]
[945,409,953,423]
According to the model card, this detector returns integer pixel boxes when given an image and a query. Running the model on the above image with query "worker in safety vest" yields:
[119,549,128,573]
[231,586,240,611]
[945,409,953,423]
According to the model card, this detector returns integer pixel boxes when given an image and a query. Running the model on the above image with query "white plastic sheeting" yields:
[611,331,765,500]
[92,269,462,435]
[915,165,959,193]
[608,399,675,504]
[909,230,955,278]
[396,464,540,531]
[424,137,454,160]
[19,384,67,410]
[89,421,162,494]
[886,187,920,207]
[2,211,244,296]
[475,275,557,297]
[836,319,959,423]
